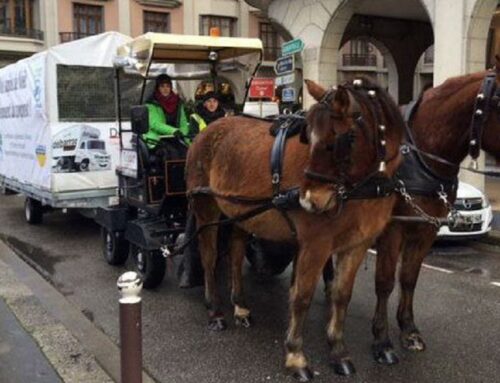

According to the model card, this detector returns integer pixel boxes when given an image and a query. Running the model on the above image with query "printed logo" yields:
[35,145,46,167]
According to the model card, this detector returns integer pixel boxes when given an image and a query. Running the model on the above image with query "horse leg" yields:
[326,243,370,376]
[229,227,251,328]
[397,236,434,352]
[192,197,226,331]
[285,240,332,381]
[371,225,404,365]
[322,257,335,299]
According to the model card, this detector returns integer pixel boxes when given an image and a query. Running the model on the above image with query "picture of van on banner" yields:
[52,125,111,173]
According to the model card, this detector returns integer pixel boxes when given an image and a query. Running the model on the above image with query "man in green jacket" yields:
[144,74,189,148]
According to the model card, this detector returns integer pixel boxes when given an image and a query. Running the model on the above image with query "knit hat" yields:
[202,91,220,103]
[155,74,172,88]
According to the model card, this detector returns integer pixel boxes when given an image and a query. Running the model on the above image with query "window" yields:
[143,11,170,33]
[200,15,235,37]
[259,22,279,61]
[73,3,103,36]
[0,0,35,35]
[342,39,376,66]
[0,1,7,29]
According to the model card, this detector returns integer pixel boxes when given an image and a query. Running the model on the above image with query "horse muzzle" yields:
[299,188,337,213]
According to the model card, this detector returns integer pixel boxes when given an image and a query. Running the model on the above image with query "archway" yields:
[337,37,399,101]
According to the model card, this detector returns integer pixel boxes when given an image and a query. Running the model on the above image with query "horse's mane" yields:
[423,71,486,102]
[348,76,406,133]
[307,77,405,136]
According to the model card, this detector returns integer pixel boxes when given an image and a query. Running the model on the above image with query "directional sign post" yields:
[281,38,304,56]
[274,55,294,76]
[275,73,295,87]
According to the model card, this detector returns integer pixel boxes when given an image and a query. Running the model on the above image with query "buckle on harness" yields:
[272,173,280,185]
[400,145,410,155]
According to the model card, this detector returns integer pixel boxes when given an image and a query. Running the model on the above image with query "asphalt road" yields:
[1,193,500,383]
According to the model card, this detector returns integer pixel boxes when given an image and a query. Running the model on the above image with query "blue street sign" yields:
[282,38,304,56]
[274,55,294,75]
[282,87,296,103]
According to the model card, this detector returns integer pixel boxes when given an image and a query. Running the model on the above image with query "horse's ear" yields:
[305,79,327,102]
[333,86,351,116]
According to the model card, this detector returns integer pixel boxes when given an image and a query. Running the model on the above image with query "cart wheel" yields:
[79,159,89,171]
[245,238,295,277]
[101,227,129,266]
[24,197,43,225]
[130,245,166,289]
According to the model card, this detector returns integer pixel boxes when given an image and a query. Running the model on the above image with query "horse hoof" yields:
[372,345,399,365]
[331,358,356,376]
[235,315,252,328]
[291,367,314,382]
[402,333,426,352]
[207,317,227,332]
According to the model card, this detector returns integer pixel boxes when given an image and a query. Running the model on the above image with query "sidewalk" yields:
[0,298,62,382]
[0,241,114,383]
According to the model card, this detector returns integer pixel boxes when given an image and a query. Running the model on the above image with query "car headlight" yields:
[482,195,490,208]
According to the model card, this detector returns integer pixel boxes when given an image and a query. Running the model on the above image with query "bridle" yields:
[302,79,395,188]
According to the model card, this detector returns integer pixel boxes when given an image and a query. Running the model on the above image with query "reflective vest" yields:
[190,113,208,132]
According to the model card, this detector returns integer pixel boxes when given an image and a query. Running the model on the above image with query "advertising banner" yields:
[0,55,50,189]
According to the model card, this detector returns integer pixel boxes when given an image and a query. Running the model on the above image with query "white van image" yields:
[52,125,111,173]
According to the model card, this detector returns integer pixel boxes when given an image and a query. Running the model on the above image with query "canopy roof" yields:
[116,33,263,76]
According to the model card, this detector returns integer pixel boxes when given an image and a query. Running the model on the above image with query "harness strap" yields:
[270,120,291,196]
[469,72,497,160]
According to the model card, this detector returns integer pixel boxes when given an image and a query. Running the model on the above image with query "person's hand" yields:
[173,129,183,139]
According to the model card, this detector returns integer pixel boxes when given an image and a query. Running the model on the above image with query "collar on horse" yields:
[397,70,500,198]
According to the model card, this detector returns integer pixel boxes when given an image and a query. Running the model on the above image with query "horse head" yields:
[299,79,395,213]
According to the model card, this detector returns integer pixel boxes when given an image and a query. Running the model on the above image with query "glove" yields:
[173,129,183,139]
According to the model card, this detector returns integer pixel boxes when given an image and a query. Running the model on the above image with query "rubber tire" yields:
[24,198,43,225]
[79,159,89,171]
[245,238,295,276]
[130,245,166,289]
[101,227,129,266]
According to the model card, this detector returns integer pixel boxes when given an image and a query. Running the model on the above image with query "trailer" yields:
[0,32,131,224]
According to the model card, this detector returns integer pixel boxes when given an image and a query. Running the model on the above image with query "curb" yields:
[0,240,157,383]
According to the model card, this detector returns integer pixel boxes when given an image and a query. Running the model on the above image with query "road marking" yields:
[422,263,454,274]
[491,281,500,287]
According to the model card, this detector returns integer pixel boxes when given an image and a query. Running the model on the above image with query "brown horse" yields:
[369,58,500,365]
[185,77,404,379]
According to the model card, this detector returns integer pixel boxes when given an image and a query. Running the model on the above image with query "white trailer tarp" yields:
[0,32,131,195]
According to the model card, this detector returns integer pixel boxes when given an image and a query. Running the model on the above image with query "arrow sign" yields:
[275,73,295,86]
[282,38,304,56]
[274,55,294,75]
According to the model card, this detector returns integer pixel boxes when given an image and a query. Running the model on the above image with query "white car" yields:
[437,181,493,239]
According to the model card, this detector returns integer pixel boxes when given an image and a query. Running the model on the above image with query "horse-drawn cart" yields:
[95,32,293,288]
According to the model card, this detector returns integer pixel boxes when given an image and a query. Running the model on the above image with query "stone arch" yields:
[466,0,498,73]
[337,36,399,101]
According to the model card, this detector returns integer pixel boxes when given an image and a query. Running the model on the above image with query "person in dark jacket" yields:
[178,90,227,289]
[189,91,226,136]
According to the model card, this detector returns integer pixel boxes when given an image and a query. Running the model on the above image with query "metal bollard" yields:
[117,271,143,383]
